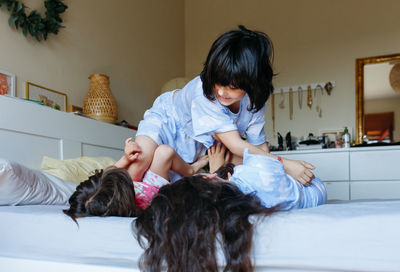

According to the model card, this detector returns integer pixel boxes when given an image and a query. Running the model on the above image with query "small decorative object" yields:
[116,120,138,131]
[67,105,83,113]
[342,127,351,148]
[277,132,284,151]
[324,81,333,95]
[0,0,68,41]
[335,133,342,148]
[389,63,400,94]
[83,74,118,124]
[307,85,312,109]
[0,69,15,96]
[285,132,293,150]
[25,81,67,111]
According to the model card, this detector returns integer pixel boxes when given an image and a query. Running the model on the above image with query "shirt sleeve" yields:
[245,105,267,145]
[191,96,237,147]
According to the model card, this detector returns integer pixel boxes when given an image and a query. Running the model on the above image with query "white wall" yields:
[0,0,184,126]
[2,0,399,145]
[184,0,400,145]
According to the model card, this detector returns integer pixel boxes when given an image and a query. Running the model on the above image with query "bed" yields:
[1,95,400,272]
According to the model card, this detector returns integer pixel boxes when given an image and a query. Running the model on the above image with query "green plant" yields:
[0,0,67,41]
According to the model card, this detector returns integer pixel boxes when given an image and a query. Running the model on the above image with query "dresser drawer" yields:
[350,150,400,180]
[351,181,400,200]
[324,181,350,201]
[281,152,349,181]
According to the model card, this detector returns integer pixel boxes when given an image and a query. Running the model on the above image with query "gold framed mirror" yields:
[355,53,400,144]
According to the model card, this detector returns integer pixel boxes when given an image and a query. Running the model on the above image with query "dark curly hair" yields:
[134,173,275,272]
[63,168,141,224]
[200,25,275,112]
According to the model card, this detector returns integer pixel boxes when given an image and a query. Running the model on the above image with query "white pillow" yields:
[41,156,115,185]
[0,158,77,206]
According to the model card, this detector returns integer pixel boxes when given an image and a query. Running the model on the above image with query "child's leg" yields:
[149,145,208,180]
[126,135,158,181]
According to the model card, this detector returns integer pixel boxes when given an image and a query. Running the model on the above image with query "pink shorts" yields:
[133,170,169,210]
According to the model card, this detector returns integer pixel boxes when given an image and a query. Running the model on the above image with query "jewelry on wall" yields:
[297,86,303,109]
[324,81,333,95]
[272,81,335,119]
[307,85,313,109]
[315,84,323,118]
[289,87,293,120]
[278,88,285,109]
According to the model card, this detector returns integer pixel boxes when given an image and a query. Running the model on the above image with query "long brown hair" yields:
[63,168,141,224]
[134,174,275,272]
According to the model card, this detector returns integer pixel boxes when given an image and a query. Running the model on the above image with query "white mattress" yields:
[1,200,400,272]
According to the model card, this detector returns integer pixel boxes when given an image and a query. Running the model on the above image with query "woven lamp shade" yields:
[389,63,400,95]
[83,74,118,124]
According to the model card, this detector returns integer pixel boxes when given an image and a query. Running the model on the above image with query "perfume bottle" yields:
[342,127,351,148]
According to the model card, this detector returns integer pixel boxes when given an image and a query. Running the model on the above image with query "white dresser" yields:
[272,146,400,201]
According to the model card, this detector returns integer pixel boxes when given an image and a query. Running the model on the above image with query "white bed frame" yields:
[0,95,139,271]
[0,95,133,169]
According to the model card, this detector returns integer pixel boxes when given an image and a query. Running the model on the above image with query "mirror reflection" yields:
[364,62,400,143]
[355,53,400,145]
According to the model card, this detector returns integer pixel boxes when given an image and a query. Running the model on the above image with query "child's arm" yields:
[215,130,315,185]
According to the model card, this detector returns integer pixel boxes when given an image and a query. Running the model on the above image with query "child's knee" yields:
[154,145,175,162]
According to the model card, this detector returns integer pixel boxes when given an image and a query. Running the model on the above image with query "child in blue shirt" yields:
[130,25,315,184]
[208,143,327,209]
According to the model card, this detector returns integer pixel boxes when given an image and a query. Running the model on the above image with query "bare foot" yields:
[190,155,209,174]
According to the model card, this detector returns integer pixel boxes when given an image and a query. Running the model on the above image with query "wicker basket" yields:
[389,63,400,95]
[83,74,118,124]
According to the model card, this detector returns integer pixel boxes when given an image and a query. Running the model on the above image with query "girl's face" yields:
[213,84,246,111]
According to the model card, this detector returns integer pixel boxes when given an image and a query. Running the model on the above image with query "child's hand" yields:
[124,137,142,162]
[281,158,315,186]
[208,142,229,173]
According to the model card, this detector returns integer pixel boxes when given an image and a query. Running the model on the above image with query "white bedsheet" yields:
[1,200,399,272]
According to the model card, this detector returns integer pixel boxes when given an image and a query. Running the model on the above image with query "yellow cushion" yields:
[41,156,116,185]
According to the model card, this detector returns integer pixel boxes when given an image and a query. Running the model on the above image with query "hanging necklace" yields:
[307,85,313,109]
[278,88,285,109]
[289,88,293,120]
[297,86,303,109]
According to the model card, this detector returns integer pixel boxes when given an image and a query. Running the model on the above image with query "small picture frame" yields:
[0,69,16,96]
[25,82,68,111]
[67,105,83,113]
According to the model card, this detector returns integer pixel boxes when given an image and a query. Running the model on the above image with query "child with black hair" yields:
[128,25,315,185]
[63,139,208,222]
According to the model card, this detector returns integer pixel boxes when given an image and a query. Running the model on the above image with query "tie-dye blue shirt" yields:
[230,149,327,209]
[137,76,266,169]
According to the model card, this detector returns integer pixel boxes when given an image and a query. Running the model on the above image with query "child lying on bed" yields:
[64,140,325,224]
[207,142,327,209]
[134,145,326,271]
[63,140,208,222]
